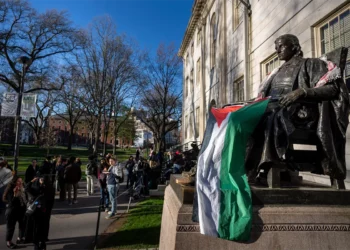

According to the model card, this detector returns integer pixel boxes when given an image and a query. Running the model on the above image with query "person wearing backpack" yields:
[25,176,50,250]
[86,155,97,196]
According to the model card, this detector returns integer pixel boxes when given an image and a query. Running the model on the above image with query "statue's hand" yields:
[279,89,306,107]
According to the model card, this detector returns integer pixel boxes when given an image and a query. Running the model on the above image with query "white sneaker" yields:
[108,211,113,215]
[73,200,78,204]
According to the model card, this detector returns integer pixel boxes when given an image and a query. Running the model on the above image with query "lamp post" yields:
[14,56,31,173]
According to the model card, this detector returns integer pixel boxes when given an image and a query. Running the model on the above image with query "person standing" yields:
[56,158,67,201]
[25,176,48,250]
[86,155,97,196]
[25,159,39,184]
[98,163,109,212]
[105,157,123,219]
[125,156,135,189]
[64,156,81,205]
[2,176,26,249]
[135,149,140,162]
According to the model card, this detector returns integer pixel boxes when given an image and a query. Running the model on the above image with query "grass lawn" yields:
[0,144,136,173]
[99,198,164,250]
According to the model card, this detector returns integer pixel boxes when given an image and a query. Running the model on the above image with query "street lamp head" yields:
[17,56,31,65]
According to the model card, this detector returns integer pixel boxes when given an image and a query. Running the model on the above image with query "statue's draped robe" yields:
[246,56,349,180]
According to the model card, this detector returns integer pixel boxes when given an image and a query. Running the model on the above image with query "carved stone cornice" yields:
[176,224,350,233]
[178,0,206,57]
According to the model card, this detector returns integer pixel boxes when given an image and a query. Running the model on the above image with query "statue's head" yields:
[275,34,303,61]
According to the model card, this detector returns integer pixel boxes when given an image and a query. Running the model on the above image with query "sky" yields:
[29,0,193,53]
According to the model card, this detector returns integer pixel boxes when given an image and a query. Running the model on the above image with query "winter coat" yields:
[64,163,82,184]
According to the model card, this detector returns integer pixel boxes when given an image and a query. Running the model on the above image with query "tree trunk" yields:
[113,116,118,155]
[67,127,73,151]
[94,111,102,155]
[103,128,108,156]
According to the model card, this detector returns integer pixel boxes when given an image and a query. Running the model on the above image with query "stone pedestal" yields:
[159,175,350,250]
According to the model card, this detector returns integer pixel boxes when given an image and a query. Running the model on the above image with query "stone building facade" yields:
[180,0,349,166]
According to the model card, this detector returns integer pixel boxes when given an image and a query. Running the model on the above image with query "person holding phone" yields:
[2,176,26,249]
[105,157,123,219]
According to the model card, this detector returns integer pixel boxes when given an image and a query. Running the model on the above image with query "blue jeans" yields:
[100,187,109,208]
[107,184,119,215]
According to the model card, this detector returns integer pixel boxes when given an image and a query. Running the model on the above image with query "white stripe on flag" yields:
[197,113,231,237]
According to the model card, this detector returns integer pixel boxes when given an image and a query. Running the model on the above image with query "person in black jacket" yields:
[3,176,26,249]
[26,176,52,250]
[56,158,67,201]
[64,156,81,205]
[39,156,52,175]
[25,159,39,184]
[98,163,109,212]
[125,156,135,189]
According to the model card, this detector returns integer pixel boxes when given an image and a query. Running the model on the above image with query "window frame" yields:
[260,53,282,81]
[315,5,349,56]
[185,76,189,97]
[233,77,245,102]
[314,4,350,88]
[233,0,244,30]
[210,12,217,69]
[195,107,200,135]
[185,115,188,139]
[197,28,202,46]
[196,57,201,85]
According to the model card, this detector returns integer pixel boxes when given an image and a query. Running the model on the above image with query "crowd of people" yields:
[1,157,59,249]
[0,146,195,250]
[0,155,84,250]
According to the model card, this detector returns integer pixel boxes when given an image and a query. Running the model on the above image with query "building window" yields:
[316,5,350,87]
[196,58,201,85]
[233,0,244,30]
[191,42,194,57]
[195,107,200,134]
[185,76,189,97]
[261,53,282,80]
[185,115,188,139]
[234,78,244,102]
[197,28,202,46]
[190,69,194,93]
[190,111,194,138]
[186,53,189,66]
[210,13,217,69]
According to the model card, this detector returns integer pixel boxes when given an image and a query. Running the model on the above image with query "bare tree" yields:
[0,0,83,93]
[41,124,57,156]
[137,44,182,152]
[74,15,139,155]
[52,72,85,151]
[22,91,56,145]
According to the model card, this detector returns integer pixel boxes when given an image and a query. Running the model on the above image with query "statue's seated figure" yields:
[245,34,349,187]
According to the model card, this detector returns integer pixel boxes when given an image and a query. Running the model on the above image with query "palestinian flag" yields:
[196,99,269,241]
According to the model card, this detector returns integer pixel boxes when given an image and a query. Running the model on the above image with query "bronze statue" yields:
[246,34,349,182]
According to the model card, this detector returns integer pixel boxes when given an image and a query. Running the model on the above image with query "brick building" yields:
[48,115,134,147]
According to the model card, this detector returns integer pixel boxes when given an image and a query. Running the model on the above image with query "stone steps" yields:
[299,172,350,189]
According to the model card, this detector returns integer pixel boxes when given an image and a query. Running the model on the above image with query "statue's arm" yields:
[304,84,338,101]
[303,58,339,101]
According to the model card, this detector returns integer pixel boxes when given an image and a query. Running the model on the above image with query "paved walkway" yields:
[0,178,133,249]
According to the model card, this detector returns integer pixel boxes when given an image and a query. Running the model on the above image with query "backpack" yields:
[86,161,97,176]
[26,194,46,215]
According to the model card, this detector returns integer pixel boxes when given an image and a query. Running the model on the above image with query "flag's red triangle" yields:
[211,105,243,127]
